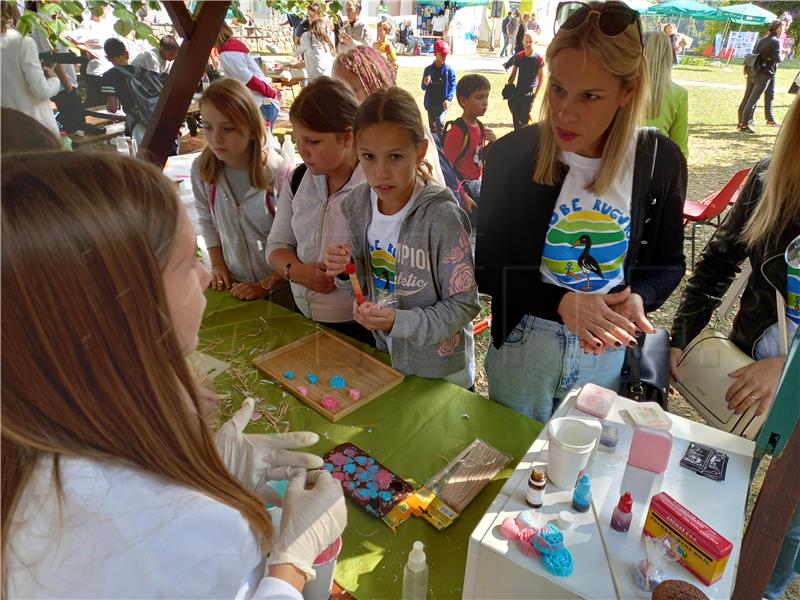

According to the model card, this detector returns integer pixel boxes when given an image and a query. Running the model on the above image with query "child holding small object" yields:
[324,87,480,388]
[192,78,294,306]
[266,77,375,346]
[421,40,456,138]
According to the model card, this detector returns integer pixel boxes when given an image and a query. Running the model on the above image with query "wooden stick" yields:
[590,498,622,600]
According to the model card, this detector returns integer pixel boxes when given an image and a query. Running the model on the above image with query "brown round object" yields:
[652,579,709,600]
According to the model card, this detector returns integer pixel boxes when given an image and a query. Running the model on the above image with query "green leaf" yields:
[148,0,161,10]
[133,21,152,39]
[146,34,159,47]
[61,1,86,18]
[131,1,144,12]
[113,19,133,37]
[16,13,33,37]
[112,5,137,20]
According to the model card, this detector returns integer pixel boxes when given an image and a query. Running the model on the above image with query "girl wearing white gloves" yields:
[1,151,347,599]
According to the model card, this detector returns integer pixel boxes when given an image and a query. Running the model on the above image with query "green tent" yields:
[717,2,777,26]
[643,0,719,19]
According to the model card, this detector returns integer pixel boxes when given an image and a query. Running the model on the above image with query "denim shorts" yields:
[484,314,625,423]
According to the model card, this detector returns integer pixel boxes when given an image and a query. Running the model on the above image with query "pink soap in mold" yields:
[297,385,309,396]
[499,517,520,540]
[516,528,540,558]
[320,395,340,411]
[627,426,673,473]
[348,388,361,401]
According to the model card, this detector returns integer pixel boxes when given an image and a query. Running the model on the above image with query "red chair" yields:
[683,168,750,269]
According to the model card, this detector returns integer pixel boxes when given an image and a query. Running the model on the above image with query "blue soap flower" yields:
[342,463,356,474]
[378,490,393,501]
[354,455,367,465]
[329,375,346,389]
[323,463,334,472]
[283,370,295,380]
[307,373,318,384]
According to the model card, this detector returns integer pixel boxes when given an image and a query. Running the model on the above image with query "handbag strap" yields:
[777,289,789,355]
[715,260,753,321]
[625,129,659,398]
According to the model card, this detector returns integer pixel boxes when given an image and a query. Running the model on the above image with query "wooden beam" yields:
[162,0,195,40]
[732,420,800,599]
[139,1,230,167]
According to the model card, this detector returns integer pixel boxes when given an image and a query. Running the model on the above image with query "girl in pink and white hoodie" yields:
[215,23,280,126]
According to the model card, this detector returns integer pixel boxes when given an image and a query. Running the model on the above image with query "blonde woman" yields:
[476,0,687,422]
[2,152,346,597]
[644,30,688,158]
[671,94,800,418]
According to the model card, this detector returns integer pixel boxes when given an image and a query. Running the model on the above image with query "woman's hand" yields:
[324,243,351,277]
[230,282,269,301]
[669,347,683,382]
[353,301,395,332]
[211,263,231,291]
[296,262,336,294]
[726,356,785,416]
[558,288,639,353]
[610,290,655,336]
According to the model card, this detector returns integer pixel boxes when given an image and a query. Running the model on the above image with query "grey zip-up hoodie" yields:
[267,165,366,323]
[192,152,290,283]
[341,180,480,379]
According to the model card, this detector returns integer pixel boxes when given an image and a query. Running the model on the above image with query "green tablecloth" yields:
[200,292,542,599]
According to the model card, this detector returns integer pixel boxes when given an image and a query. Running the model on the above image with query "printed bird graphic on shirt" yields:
[571,234,605,291]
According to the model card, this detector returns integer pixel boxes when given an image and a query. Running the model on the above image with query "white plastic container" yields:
[546,417,600,489]
[402,541,428,600]
[303,537,342,600]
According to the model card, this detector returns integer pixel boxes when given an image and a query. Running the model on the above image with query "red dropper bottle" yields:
[610,492,633,532]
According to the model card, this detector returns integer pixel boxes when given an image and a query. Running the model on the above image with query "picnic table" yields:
[198,293,542,599]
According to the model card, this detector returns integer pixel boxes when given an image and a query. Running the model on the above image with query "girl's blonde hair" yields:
[354,87,433,181]
[742,95,800,250]
[534,1,648,195]
[197,78,271,189]
[644,31,674,120]
[1,152,273,589]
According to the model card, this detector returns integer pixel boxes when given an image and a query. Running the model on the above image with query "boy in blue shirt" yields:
[421,39,456,138]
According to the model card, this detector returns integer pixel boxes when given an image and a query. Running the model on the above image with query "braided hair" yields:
[333,46,395,99]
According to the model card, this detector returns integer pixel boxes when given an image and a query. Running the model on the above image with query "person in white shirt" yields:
[132,34,179,74]
[1,151,347,599]
[0,3,60,135]
[68,5,119,106]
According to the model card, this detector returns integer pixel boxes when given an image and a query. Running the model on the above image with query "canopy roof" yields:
[717,2,778,25]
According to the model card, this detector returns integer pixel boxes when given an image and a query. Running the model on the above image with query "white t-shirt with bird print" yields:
[539,139,637,294]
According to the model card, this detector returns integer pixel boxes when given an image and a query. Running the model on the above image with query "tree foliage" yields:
[15,0,247,51]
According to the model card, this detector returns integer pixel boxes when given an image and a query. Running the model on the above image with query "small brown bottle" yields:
[525,467,547,508]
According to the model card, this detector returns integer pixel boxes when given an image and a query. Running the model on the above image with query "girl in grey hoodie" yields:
[192,79,293,307]
[325,87,480,388]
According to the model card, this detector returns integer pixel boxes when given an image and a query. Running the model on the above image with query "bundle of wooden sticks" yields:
[433,439,510,513]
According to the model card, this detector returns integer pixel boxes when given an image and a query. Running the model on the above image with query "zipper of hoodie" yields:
[223,172,259,283]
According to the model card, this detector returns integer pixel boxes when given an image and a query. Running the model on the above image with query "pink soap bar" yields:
[575,383,616,418]
[499,517,520,540]
[627,426,673,473]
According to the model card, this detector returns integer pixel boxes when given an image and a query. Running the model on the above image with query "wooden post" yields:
[139,0,230,167]
[731,420,800,599]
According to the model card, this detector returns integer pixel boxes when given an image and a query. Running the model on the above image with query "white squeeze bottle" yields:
[402,541,428,600]
[281,135,296,165]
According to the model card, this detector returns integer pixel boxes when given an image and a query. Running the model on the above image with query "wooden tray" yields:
[252,330,404,421]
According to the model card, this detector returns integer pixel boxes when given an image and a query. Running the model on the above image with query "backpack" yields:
[743,53,760,77]
[443,117,485,176]
[113,65,163,126]
[290,163,307,195]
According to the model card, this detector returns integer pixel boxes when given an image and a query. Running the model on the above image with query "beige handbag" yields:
[672,262,788,440]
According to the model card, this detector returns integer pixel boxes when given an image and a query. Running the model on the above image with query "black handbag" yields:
[501,83,516,100]
[617,128,671,408]
[620,329,671,408]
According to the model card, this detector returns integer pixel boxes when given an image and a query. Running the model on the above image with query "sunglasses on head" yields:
[554,1,643,50]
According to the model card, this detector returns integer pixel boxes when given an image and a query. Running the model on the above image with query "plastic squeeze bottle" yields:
[571,474,592,513]
[402,540,428,600]
[610,491,633,532]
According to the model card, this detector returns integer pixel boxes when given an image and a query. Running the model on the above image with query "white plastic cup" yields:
[302,537,342,600]
[547,417,598,489]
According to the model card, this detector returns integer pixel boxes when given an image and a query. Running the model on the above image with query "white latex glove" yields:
[213,397,324,501]
[267,469,347,582]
